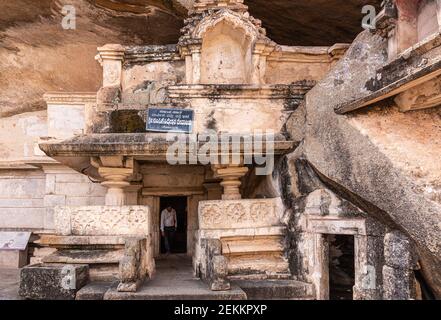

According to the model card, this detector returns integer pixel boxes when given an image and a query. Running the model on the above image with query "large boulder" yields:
[302,30,441,298]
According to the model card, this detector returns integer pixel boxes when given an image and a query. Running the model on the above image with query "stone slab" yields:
[43,249,124,264]
[0,268,22,300]
[104,282,246,300]
[19,263,89,300]
[0,249,28,268]
[232,279,313,300]
[76,281,117,300]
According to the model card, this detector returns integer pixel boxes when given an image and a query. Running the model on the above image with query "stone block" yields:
[0,249,28,268]
[19,264,89,300]
[55,183,91,197]
[382,265,415,300]
[0,208,45,229]
[88,184,107,197]
[76,281,115,300]
[384,231,414,269]
[0,198,44,207]
[44,195,66,207]
[44,207,55,230]
[55,173,89,183]
[66,196,105,206]
[45,174,56,194]
[232,279,313,300]
[54,206,151,236]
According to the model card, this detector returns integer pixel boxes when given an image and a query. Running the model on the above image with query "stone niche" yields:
[297,189,387,300]
[200,19,253,84]
[296,189,419,300]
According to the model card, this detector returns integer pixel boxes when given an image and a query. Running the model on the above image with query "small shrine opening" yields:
[328,235,355,300]
[160,196,188,255]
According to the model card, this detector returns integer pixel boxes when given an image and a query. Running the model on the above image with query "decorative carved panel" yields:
[198,198,282,229]
[54,206,151,236]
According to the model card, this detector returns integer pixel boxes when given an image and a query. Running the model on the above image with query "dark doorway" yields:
[159,196,188,254]
[328,235,355,300]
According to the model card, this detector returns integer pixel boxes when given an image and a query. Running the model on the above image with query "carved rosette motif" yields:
[199,198,282,229]
[54,206,150,236]
[250,202,274,222]
[226,203,247,223]
[201,204,223,227]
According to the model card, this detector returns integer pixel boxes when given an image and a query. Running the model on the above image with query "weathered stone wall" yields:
[122,58,185,105]
[0,105,106,231]
[0,111,48,162]
[0,170,46,229]
[42,165,107,230]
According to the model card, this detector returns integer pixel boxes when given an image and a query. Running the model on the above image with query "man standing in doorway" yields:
[160,205,177,255]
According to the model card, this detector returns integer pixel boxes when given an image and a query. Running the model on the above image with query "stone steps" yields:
[76,279,315,300]
[42,249,123,281]
[232,279,315,300]
[226,252,290,279]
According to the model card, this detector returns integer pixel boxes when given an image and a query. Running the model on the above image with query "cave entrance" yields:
[328,235,355,300]
[159,196,188,254]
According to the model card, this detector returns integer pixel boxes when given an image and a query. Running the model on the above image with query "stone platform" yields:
[232,279,314,300]
[76,254,314,300]
[77,254,247,300]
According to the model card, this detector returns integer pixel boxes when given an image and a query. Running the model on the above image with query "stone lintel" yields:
[142,186,205,196]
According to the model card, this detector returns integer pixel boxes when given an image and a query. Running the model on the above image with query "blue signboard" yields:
[147,108,194,133]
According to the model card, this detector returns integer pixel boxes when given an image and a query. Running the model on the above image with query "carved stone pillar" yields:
[96,44,125,88]
[213,165,248,200]
[98,167,133,206]
[251,42,274,85]
[190,45,202,84]
[93,44,125,133]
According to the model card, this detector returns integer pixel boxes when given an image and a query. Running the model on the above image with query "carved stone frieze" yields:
[198,198,283,229]
[54,206,151,236]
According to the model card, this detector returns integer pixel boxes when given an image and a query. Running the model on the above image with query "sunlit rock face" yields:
[0,0,380,118]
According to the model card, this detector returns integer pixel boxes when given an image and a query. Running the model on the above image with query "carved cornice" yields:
[168,83,315,100]
[191,0,249,14]
[43,92,97,105]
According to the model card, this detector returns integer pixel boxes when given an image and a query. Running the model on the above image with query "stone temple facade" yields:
[0,0,440,300]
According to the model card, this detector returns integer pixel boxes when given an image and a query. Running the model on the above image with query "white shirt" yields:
[160,209,177,231]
